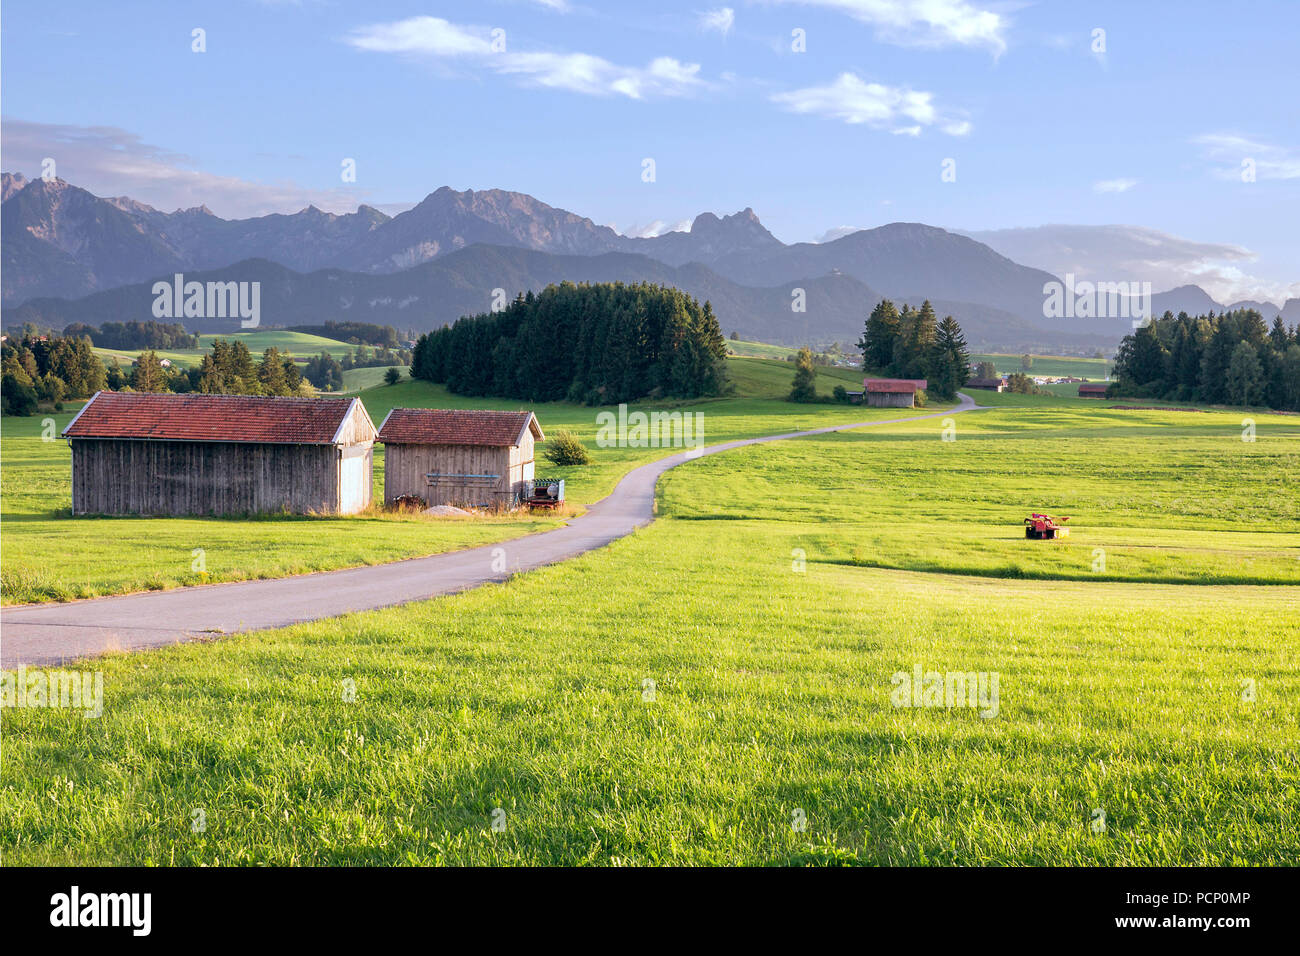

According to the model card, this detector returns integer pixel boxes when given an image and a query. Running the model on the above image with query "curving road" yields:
[1,394,984,667]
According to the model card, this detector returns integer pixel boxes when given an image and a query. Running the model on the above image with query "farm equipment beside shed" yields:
[525,477,566,510]
[1024,513,1070,540]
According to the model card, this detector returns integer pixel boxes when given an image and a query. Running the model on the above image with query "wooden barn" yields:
[865,378,927,408]
[967,377,1007,392]
[1078,383,1109,399]
[62,391,376,516]
[377,408,543,509]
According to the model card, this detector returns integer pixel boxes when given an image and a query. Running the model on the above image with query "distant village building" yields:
[864,378,926,408]
[966,377,1007,392]
[377,408,543,509]
[62,392,375,516]
[1078,383,1109,399]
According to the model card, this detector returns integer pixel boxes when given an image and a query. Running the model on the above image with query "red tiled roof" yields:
[63,392,361,444]
[1078,384,1109,393]
[377,408,543,446]
[865,378,922,394]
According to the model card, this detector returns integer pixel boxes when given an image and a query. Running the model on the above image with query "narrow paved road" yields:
[2,395,983,666]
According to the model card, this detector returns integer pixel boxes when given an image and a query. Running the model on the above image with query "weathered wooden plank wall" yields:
[69,439,353,516]
[384,443,530,507]
[866,392,915,408]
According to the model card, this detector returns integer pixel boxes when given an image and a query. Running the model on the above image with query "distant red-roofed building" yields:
[377,408,544,508]
[1078,383,1109,398]
[864,378,926,408]
[62,391,376,515]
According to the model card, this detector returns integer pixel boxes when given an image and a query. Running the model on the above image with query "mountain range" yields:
[4,172,1295,350]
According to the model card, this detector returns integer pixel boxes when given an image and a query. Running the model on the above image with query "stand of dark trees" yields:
[411,282,730,404]
[1,331,314,415]
[290,321,404,348]
[858,298,971,400]
[62,320,199,350]
[1111,309,1300,410]
[2,332,107,414]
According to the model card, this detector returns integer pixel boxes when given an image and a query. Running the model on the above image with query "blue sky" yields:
[3,0,1298,303]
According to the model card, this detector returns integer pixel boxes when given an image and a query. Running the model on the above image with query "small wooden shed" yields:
[865,378,927,408]
[1078,383,1109,399]
[378,408,543,508]
[62,391,376,516]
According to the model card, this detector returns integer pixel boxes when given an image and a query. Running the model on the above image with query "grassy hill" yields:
[93,329,371,371]
[972,352,1112,380]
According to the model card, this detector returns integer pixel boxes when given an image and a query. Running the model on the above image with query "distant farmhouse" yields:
[966,377,1007,392]
[378,408,543,509]
[864,378,927,408]
[1078,383,1109,399]
[63,392,375,516]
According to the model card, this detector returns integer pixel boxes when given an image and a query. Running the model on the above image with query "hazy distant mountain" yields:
[4,245,1107,351]
[631,208,785,266]
[700,222,1064,328]
[2,175,186,302]
[354,187,620,272]
[1226,299,1282,320]
[0,174,392,303]
[1150,284,1223,317]
[5,173,1273,350]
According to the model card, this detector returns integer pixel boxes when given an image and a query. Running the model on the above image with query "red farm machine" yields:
[1024,513,1070,540]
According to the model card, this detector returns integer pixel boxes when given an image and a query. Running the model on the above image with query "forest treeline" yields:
[411,282,730,404]
[1,333,307,415]
[1111,309,1300,409]
[62,320,199,351]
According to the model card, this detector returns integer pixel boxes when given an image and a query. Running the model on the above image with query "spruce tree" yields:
[788,347,818,403]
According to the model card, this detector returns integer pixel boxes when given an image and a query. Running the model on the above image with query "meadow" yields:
[971,352,1112,380]
[3,391,1296,865]
[0,358,912,604]
[92,329,366,371]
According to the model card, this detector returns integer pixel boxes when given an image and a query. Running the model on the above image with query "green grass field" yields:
[0,358,918,605]
[341,365,406,392]
[972,352,1111,380]
[3,393,1296,865]
[93,329,377,371]
[726,338,800,359]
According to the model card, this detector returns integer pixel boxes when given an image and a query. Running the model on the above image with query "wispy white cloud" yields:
[346,16,705,100]
[958,223,1299,307]
[770,0,1007,55]
[619,218,694,238]
[0,118,373,218]
[1195,133,1300,181]
[347,17,490,56]
[699,7,736,36]
[1093,177,1138,194]
[771,72,970,135]
[814,225,865,242]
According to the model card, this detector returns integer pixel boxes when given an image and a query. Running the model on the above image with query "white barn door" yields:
[339,450,368,514]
